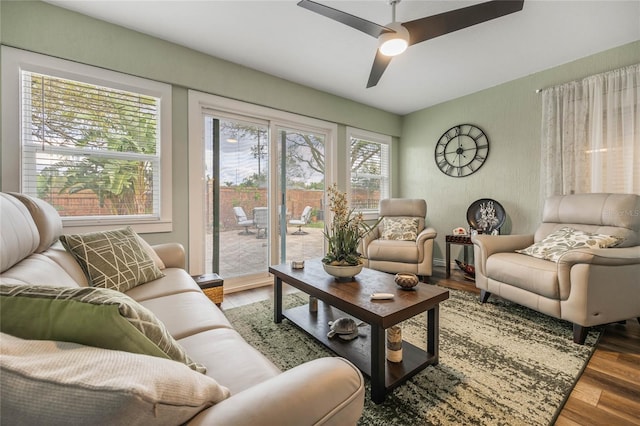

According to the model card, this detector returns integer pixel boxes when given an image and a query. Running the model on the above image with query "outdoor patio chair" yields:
[233,206,255,235]
[254,207,268,239]
[289,205,313,235]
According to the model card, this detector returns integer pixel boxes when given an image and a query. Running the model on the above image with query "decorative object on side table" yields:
[452,227,467,236]
[322,183,378,281]
[192,273,223,305]
[466,198,506,234]
[394,273,419,289]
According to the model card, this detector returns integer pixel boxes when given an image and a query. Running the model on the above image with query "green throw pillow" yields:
[516,226,624,263]
[59,226,164,292]
[380,217,420,241]
[0,284,206,374]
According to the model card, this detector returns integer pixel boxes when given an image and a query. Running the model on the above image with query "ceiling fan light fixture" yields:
[378,23,409,57]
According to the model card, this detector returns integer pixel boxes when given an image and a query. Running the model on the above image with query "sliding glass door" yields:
[276,127,326,265]
[190,91,337,291]
[204,114,269,281]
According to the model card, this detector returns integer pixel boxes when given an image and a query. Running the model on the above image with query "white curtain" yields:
[540,63,640,198]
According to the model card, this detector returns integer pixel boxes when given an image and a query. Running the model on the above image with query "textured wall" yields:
[400,41,640,265]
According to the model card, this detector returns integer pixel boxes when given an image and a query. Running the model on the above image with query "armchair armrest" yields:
[188,357,364,426]
[557,246,640,267]
[152,243,186,269]
[472,234,534,257]
[556,246,640,305]
[360,227,380,257]
[472,234,534,277]
[417,227,437,243]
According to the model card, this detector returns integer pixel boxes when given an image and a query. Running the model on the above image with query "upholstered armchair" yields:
[360,199,437,278]
[472,193,640,344]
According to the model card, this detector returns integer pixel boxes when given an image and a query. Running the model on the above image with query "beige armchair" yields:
[360,199,437,278]
[472,193,640,344]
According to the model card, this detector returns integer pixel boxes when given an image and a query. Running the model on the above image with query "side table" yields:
[192,273,224,306]
[445,235,473,278]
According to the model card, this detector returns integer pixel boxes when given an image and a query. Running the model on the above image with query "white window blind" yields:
[21,71,161,219]
[348,128,391,212]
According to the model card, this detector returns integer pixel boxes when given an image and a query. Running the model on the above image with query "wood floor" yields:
[221,267,640,425]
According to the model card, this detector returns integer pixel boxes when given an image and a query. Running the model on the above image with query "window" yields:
[346,127,391,216]
[1,47,172,232]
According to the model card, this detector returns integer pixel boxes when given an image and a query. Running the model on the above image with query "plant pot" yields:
[322,263,363,281]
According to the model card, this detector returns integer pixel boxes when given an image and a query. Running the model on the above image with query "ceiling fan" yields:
[298,0,525,88]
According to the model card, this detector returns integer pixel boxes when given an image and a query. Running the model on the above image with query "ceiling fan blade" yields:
[403,0,524,46]
[366,51,393,88]
[297,0,391,38]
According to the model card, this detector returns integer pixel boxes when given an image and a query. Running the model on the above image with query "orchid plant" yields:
[322,184,378,266]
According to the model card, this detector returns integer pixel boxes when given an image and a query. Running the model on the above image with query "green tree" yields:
[32,74,157,215]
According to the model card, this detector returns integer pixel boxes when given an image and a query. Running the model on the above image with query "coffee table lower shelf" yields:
[283,300,437,398]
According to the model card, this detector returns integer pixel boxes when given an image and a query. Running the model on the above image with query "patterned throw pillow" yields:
[516,226,624,263]
[60,226,164,292]
[0,284,206,373]
[380,217,420,241]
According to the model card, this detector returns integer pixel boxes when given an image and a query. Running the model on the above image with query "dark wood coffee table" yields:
[269,259,449,403]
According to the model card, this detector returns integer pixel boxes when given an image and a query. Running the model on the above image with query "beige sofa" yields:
[472,193,640,344]
[0,192,364,425]
[360,198,437,278]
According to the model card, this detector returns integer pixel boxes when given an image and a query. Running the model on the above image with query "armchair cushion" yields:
[60,226,164,292]
[487,253,560,299]
[367,239,420,263]
[380,217,420,241]
[516,226,623,262]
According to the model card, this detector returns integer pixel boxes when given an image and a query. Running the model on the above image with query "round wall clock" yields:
[434,124,489,177]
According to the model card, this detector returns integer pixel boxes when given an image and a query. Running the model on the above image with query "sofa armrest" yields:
[188,357,364,426]
[152,243,186,269]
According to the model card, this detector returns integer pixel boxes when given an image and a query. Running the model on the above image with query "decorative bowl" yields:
[394,273,419,289]
[322,263,363,281]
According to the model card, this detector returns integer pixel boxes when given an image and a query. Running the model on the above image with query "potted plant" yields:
[322,184,378,280]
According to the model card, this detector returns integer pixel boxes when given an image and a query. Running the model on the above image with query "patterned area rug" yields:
[224,287,599,425]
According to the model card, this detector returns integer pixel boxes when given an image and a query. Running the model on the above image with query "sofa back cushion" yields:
[0,284,205,373]
[0,254,80,288]
[7,192,63,253]
[536,193,640,247]
[1,332,230,426]
[0,193,40,273]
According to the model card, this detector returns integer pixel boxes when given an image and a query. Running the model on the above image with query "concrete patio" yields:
[215,224,325,280]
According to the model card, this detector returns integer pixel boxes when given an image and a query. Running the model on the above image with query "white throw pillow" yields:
[0,332,230,426]
[380,217,420,241]
[516,226,624,262]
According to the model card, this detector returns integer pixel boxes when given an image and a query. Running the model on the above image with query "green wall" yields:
[0,0,402,253]
[400,41,640,265]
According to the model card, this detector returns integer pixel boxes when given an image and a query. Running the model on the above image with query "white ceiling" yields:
[45,0,640,115]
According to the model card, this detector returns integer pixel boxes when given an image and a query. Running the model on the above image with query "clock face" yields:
[434,124,489,177]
